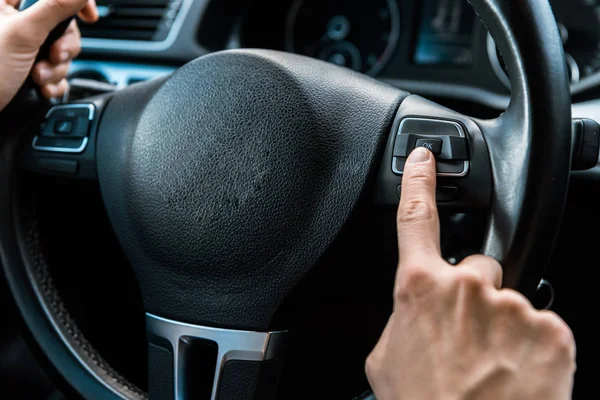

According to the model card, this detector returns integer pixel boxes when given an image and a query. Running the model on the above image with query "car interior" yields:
[0,0,596,399]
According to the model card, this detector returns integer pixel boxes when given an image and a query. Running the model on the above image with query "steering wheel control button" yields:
[41,104,93,138]
[53,119,74,134]
[436,186,460,202]
[32,136,89,153]
[33,103,95,153]
[571,118,600,170]
[415,138,443,156]
[392,117,470,177]
[397,185,460,202]
[35,158,78,174]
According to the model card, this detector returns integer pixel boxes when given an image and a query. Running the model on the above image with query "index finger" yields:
[397,147,441,264]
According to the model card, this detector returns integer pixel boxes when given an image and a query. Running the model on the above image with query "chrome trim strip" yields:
[565,53,580,84]
[32,137,89,154]
[392,117,470,177]
[146,313,288,400]
[81,0,195,52]
[537,279,555,310]
[45,103,95,120]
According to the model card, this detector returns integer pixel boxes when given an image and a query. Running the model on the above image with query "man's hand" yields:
[365,147,576,400]
[0,0,98,111]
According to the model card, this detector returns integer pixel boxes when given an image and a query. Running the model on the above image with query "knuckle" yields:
[495,290,532,315]
[365,350,383,379]
[462,254,500,268]
[453,267,486,290]
[58,63,70,77]
[398,199,436,224]
[538,312,576,355]
[459,255,503,285]
[33,68,45,83]
[40,85,53,100]
[395,264,436,302]
[45,0,64,10]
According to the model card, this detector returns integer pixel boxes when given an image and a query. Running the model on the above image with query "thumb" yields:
[17,0,89,41]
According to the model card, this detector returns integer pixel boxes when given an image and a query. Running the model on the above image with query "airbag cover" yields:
[96,50,405,330]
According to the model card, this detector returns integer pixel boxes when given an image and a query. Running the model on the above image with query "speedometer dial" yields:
[285,0,401,77]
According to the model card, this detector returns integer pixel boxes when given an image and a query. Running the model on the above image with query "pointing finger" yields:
[397,147,441,265]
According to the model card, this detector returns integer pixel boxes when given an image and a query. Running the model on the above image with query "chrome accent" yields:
[45,103,95,120]
[392,117,470,177]
[487,33,511,89]
[81,0,196,52]
[566,53,581,84]
[536,279,555,310]
[32,137,89,153]
[146,313,288,400]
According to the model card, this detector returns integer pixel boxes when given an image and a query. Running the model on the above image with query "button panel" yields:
[392,118,470,177]
[33,104,95,153]
[36,158,79,174]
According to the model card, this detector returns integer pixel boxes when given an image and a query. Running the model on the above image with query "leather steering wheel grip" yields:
[467,0,571,296]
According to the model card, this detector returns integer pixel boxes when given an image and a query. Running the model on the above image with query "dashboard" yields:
[72,0,600,112]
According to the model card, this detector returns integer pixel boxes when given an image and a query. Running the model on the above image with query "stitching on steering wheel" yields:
[21,200,147,399]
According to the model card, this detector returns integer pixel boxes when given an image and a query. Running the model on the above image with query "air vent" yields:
[79,0,183,42]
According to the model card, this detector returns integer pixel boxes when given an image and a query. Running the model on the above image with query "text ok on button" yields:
[414,138,443,156]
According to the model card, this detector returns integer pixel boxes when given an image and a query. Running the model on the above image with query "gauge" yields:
[285,0,401,77]
[489,0,600,87]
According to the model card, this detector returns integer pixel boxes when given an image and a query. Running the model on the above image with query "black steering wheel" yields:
[0,0,571,398]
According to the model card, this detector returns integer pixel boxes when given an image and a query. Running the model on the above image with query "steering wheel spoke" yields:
[146,314,288,400]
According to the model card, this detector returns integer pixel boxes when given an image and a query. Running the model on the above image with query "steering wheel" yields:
[0,0,571,398]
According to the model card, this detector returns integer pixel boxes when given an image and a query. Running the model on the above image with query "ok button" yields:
[414,138,443,156]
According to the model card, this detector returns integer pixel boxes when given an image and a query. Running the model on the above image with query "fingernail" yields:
[408,147,431,164]
[38,68,52,82]
[60,51,70,62]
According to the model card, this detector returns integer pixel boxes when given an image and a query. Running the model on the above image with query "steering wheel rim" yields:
[0,0,571,399]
